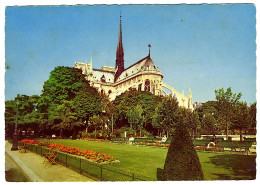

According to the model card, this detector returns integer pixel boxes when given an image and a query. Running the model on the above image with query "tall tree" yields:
[89,114,104,138]
[249,103,256,130]
[201,113,218,135]
[185,111,201,139]
[41,66,88,105]
[152,96,180,137]
[215,87,242,140]
[113,89,161,131]
[73,84,103,126]
[230,102,250,141]
[50,101,80,138]
[126,104,144,136]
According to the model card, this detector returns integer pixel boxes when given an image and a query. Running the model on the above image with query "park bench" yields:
[43,150,58,165]
[111,137,127,143]
[217,141,252,154]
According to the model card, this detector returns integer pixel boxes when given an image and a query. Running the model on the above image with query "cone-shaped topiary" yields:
[163,122,204,180]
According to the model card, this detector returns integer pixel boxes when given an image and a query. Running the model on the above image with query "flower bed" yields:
[138,142,170,148]
[20,139,116,164]
[194,145,224,152]
[82,138,109,142]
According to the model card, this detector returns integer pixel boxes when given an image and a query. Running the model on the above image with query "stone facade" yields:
[73,14,193,110]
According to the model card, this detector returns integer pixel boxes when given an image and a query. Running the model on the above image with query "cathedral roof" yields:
[93,68,115,83]
[115,56,163,82]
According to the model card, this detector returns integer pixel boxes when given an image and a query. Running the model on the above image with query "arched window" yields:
[101,89,104,95]
[138,84,142,91]
[144,80,150,92]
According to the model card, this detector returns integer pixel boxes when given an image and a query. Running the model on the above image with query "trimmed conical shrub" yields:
[163,123,204,180]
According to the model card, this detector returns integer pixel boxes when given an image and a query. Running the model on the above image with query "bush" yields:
[163,123,204,180]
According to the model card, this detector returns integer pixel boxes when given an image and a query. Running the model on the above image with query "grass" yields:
[39,139,256,180]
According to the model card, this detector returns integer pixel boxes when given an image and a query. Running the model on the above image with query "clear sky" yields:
[5,4,256,104]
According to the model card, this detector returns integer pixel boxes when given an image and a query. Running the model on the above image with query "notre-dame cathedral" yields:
[74,13,193,110]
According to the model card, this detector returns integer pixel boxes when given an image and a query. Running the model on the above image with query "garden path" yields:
[5,141,94,182]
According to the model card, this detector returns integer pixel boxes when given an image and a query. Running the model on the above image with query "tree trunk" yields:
[60,128,63,138]
[95,128,97,138]
[226,122,229,140]
[111,115,114,135]
[72,129,77,140]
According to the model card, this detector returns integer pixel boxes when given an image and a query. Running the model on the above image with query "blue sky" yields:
[5,4,256,104]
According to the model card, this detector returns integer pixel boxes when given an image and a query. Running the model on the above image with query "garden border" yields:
[22,143,151,181]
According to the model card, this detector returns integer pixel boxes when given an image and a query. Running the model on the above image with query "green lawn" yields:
[39,139,256,180]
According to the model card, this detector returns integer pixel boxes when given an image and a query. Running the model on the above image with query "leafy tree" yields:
[230,102,250,141]
[50,101,81,138]
[152,96,180,137]
[5,100,16,138]
[126,104,144,136]
[38,66,91,136]
[5,94,41,137]
[163,122,204,180]
[201,113,217,135]
[197,101,217,122]
[113,89,161,132]
[185,111,201,139]
[249,103,256,129]
[89,114,104,138]
[73,84,103,125]
[41,66,88,105]
[215,87,242,140]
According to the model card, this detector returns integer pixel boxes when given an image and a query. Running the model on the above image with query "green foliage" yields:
[214,87,242,138]
[197,101,217,121]
[185,111,201,138]
[50,100,82,137]
[201,113,217,135]
[5,94,41,134]
[126,104,143,129]
[113,89,162,130]
[230,102,251,140]
[249,103,256,128]
[163,122,204,180]
[152,96,180,134]
[41,66,88,105]
[73,84,102,122]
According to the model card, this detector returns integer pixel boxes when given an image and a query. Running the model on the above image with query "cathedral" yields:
[74,14,193,110]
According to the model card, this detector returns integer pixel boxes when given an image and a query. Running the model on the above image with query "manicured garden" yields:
[38,139,256,180]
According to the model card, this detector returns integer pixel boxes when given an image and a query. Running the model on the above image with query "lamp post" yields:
[11,99,20,151]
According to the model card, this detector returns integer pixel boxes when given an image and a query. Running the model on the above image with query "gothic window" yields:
[153,87,155,94]
[101,89,104,95]
[138,84,142,91]
[101,75,106,82]
[144,80,150,92]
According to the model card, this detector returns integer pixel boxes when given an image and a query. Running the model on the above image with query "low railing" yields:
[23,143,152,181]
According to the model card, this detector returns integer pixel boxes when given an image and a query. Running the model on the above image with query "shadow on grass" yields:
[209,154,256,180]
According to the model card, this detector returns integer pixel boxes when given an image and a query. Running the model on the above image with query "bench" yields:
[43,150,58,165]
[19,143,28,153]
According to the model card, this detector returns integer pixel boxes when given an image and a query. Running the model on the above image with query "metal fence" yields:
[24,143,152,181]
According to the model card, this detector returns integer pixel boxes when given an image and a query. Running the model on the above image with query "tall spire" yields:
[115,9,124,82]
